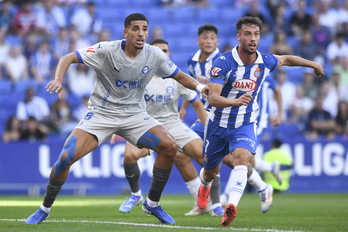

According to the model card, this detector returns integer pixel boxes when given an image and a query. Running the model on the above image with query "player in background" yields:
[180,24,277,215]
[220,74,284,208]
[115,39,227,217]
[197,16,324,227]
[25,13,207,225]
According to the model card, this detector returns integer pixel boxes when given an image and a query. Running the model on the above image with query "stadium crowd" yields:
[0,0,348,143]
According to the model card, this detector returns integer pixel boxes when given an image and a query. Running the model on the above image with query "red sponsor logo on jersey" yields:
[211,67,221,77]
[86,47,96,53]
[197,75,210,84]
[232,79,257,92]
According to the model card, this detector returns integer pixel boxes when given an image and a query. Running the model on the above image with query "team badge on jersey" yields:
[232,79,257,92]
[142,66,149,74]
[203,154,208,164]
[86,47,96,53]
[254,67,261,78]
[211,67,221,77]
[166,86,174,94]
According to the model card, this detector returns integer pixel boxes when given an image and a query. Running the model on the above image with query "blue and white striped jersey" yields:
[209,46,280,128]
[187,48,221,111]
[255,74,277,135]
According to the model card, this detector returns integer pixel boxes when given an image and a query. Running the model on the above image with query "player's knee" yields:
[157,138,177,157]
[174,152,188,167]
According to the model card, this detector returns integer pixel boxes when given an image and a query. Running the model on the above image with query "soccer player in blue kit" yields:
[196,16,325,226]
[25,13,207,225]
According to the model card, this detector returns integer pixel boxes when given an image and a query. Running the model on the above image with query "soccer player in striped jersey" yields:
[25,13,207,225]
[197,16,324,227]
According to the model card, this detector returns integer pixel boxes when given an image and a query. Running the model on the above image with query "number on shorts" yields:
[204,139,209,153]
[84,112,94,120]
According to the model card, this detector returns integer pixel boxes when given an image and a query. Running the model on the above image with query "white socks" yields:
[131,189,142,197]
[146,197,159,207]
[199,168,212,188]
[40,204,51,214]
[228,165,247,207]
[248,168,267,191]
[185,177,200,201]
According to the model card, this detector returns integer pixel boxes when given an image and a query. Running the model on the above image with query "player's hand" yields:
[201,85,209,98]
[179,109,186,122]
[235,94,253,106]
[110,134,117,145]
[313,62,325,77]
[46,80,63,99]
[271,114,282,126]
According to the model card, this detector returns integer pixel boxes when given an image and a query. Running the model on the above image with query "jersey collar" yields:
[232,45,263,65]
[192,48,220,62]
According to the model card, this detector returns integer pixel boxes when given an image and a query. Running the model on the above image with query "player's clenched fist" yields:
[235,94,253,106]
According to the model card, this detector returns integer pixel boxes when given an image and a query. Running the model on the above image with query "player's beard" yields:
[241,42,258,55]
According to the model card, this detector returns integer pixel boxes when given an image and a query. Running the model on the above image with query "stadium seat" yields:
[14,79,38,95]
[170,7,196,23]
[287,67,305,84]
[0,79,12,95]
[197,8,221,24]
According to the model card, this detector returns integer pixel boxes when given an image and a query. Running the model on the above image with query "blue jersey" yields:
[255,74,277,138]
[209,46,279,129]
[187,48,222,111]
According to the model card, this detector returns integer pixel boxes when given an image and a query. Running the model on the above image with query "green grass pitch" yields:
[0,193,347,232]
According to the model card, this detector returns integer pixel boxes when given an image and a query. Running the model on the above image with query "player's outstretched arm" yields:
[46,52,79,99]
[277,55,325,77]
[173,70,207,97]
[190,98,208,127]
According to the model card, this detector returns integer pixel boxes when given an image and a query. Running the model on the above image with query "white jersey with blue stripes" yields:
[187,48,222,111]
[75,40,179,116]
[209,46,279,129]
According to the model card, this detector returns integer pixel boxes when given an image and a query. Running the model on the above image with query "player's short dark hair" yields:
[198,24,218,36]
[272,139,282,148]
[236,16,263,33]
[150,39,168,46]
[124,13,148,28]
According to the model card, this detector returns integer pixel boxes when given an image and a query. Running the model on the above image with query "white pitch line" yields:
[0,218,304,232]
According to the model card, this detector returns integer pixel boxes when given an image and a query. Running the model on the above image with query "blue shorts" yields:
[203,120,257,170]
[190,120,204,140]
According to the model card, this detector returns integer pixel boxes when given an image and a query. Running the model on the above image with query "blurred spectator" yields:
[306,96,335,140]
[98,28,111,42]
[23,31,39,61]
[316,0,340,36]
[274,69,295,121]
[67,63,95,97]
[0,0,15,32]
[290,85,314,123]
[70,28,89,50]
[12,1,37,37]
[289,0,312,37]
[302,69,320,100]
[330,71,348,102]
[51,27,70,61]
[333,56,348,87]
[150,26,163,42]
[311,12,332,51]
[50,86,76,137]
[73,94,89,121]
[30,39,55,84]
[294,29,321,62]
[222,43,232,53]
[16,87,51,128]
[269,29,293,55]
[20,116,47,142]
[36,0,67,37]
[70,1,102,40]
[334,100,348,136]
[326,32,348,65]
[263,139,293,191]
[271,4,287,32]
[161,0,208,7]
[0,28,10,79]
[4,45,28,83]
[244,0,270,35]
[321,81,338,118]
[2,116,22,143]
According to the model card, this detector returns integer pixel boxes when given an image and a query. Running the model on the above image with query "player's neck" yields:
[124,41,143,59]
[237,46,257,65]
[199,51,212,63]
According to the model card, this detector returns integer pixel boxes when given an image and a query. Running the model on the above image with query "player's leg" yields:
[138,125,177,224]
[26,128,98,224]
[119,142,149,213]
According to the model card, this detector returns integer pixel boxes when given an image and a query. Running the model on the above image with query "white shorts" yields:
[76,109,161,146]
[166,121,200,153]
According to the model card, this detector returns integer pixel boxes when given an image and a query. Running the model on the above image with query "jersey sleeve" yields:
[209,57,229,85]
[75,42,106,70]
[178,83,198,103]
[266,54,281,71]
[154,48,179,79]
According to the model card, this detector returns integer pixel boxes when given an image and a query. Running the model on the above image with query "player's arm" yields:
[277,55,325,77]
[173,70,208,98]
[271,85,282,126]
[190,98,207,127]
[208,82,252,108]
[179,99,189,122]
[46,52,79,99]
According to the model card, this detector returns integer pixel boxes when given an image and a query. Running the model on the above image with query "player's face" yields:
[124,20,148,50]
[153,43,170,58]
[197,31,218,54]
[237,24,260,55]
